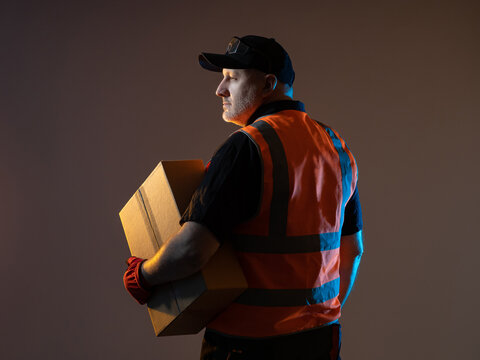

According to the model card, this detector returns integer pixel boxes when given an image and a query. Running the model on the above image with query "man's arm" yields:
[338,230,364,308]
[140,221,220,287]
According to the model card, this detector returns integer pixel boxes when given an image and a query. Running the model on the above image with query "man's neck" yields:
[263,93,293,105]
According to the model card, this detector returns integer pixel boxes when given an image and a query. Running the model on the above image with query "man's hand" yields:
[123,256,152,305]
[123,222,219,305]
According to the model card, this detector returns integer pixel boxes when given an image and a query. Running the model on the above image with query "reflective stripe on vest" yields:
[207,110,357,338]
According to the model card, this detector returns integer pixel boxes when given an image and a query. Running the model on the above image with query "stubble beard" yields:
[222,88,260,126]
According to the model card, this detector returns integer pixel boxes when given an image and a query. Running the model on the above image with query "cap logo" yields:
[226,37,247,55]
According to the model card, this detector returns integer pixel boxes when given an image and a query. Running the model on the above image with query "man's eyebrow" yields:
[223,69,239,76]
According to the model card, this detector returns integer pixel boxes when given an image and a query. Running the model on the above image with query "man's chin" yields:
[223,115,247,127]
[223,112,238,124]
[222,107,255,127]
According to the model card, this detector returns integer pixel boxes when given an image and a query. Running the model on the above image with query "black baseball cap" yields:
[199,35,295,86]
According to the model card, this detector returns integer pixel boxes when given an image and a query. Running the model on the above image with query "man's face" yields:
[215,68,265,127]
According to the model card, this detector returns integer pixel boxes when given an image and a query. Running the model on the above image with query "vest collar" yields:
[247,100,305,125]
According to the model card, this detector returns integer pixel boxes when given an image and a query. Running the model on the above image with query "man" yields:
[124,35,364,360]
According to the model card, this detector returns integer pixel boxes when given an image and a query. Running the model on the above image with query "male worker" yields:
[124,35,364,360]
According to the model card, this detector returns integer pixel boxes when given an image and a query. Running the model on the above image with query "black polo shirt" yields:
[181,100,363,242]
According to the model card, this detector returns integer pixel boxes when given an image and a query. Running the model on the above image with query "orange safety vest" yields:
[207,109,358,338]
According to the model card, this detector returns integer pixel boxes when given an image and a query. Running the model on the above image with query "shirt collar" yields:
[246,100,305,125]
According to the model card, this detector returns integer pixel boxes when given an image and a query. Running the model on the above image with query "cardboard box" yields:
[119,160,247,336]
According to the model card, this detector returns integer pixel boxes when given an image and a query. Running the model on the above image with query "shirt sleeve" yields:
[341,185,363,236]
[180,131,262,242]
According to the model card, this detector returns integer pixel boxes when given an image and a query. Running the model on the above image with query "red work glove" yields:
[123,256,152,305]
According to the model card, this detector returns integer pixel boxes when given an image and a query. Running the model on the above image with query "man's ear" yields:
[264,74,278,94]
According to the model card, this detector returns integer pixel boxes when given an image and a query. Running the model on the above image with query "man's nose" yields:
[216,79,229,97]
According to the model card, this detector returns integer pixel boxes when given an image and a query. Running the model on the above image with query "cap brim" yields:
[199,52,249,72]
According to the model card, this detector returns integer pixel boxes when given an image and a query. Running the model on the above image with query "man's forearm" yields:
[141,236,200,286]
[141,222,219,287]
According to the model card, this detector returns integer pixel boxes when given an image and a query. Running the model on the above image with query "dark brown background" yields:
[1,1,479,359]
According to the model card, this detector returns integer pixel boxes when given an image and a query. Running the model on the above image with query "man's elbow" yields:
[340,231,364,259]
[351,244,364,263]
[185,250,214,273]
[182,239,220,274]
[342,249,363,267]
[176,222,220,274]
[354,242,364,258]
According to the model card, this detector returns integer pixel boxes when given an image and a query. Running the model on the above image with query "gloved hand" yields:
[123,256,152,305]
